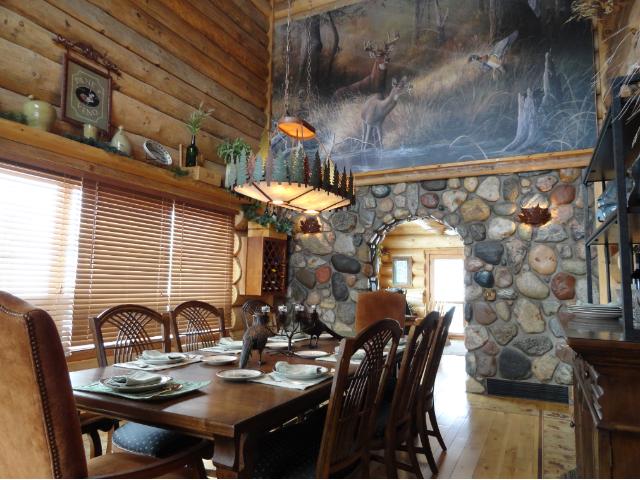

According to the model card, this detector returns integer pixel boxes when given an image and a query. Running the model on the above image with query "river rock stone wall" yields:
[287,168,593,392]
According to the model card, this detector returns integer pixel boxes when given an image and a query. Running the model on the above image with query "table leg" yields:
[211,433,252,479]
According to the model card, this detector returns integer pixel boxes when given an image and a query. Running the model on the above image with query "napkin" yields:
[274,361,323,376]
[217,338,244,350]
[108,371,163,387]
[140,350,186,361]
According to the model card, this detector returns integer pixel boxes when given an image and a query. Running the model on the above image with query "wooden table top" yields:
[70,339,341,440]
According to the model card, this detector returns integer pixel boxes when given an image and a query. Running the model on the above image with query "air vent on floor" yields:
[486,378,569,403]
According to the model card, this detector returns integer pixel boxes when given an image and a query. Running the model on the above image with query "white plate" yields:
[216,369,262,382]
[101,375,173,393]
[296,350,330,359]
[267,342,290,350]
[276,365,329,381]
[203,355,237,366]
[319,333,333,339]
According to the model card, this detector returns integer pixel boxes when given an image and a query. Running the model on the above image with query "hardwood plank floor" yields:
[83,354,575,478]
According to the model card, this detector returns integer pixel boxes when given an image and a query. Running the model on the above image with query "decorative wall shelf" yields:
[0,119,245,213]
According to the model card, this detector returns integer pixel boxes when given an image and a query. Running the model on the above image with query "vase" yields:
[110,125,132,155]
[22,95,55,132]
[186,135,198,167]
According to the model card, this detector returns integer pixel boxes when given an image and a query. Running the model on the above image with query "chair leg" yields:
[406,439,423,479]
[428,407,446,451]
[88,429,102,458]
[417,415,438,475]
[384,441,398,479]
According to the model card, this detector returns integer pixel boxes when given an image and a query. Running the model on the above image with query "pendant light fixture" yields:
[227,0,353,214]
[277,0,316,141]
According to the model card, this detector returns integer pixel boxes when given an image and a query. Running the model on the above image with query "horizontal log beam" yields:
[354,149,592,186]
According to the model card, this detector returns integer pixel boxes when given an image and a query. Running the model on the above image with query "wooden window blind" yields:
[0,162,82,355]
[170,202,233,333]
[71,184,234,350]
[71,183,173,349]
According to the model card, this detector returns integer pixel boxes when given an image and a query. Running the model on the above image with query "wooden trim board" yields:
[354,148,592,186]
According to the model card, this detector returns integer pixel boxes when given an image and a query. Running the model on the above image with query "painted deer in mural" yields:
[361,76,412,150]
[334,31,400,98]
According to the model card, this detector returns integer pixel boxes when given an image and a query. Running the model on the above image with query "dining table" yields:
[70,338,343,478]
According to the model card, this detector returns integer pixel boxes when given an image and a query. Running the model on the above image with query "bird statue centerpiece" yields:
[468,30,518,78]
[240,305,273,368]
[300,306,343,347]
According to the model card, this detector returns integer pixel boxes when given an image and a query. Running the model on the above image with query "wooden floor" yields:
[84,354,575,479]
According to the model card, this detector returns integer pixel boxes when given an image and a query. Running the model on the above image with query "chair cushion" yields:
[252,410,326,479]
[113,422,199,458]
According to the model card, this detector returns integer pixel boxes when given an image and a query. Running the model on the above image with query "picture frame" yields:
[61,54,112,133]
[392,256,412,288]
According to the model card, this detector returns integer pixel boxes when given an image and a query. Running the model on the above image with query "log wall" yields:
[0,0,272,170]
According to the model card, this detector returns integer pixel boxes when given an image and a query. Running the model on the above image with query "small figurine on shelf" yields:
[110,125,132,156]
[22,95,56,132]
[184,101,214,167]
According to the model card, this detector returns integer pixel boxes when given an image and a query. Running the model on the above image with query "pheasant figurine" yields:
[240,307,273,368]
[300,306,343,347]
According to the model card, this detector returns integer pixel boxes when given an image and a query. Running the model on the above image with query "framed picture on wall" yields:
[62,55,112,132]
[392,256,412,288]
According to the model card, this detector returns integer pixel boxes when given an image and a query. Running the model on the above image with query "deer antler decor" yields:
[53,34,121,75]
[518,205,551,226]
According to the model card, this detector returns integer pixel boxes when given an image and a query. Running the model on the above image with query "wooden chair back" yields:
[355,290,406,333]
[316,319,402,478]
[0,291,87,478]
[241,299,271,329]
[421,307,455,398]
[387,311,440,438]
[169,300,226,352]
[90,304,170,367]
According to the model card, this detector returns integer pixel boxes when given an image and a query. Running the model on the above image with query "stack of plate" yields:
[567,304,622,322]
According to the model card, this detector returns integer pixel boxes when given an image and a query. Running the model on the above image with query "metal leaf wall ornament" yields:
[236,150,248,186]
[253,153,264,182]
[265,148,273,185]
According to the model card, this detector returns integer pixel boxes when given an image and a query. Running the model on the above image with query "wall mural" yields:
[272,0,596,174]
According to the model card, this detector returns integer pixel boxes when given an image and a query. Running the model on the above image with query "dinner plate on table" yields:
[216,369,262,382]
[100,375,173,393]
[202,355,237,366]
[267,342,289,350]
[296,350,329,359]
[319,333,333,339]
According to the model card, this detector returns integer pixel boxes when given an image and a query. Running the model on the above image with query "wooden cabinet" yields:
[562,318,640,478]
[244,236,288,296]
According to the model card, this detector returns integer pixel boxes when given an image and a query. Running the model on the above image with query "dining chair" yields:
[370,311,440,478]
[355,290,406,333]
[168,300,226,352]
[0,291,209,478]
[250,319,403,478]
[413,306,455,474]
[91,304,205,460]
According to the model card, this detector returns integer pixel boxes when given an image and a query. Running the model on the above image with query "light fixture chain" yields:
[283,0,292,115]
[305,16,312,110]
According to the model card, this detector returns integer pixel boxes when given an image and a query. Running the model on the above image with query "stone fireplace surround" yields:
[287,168,592,392]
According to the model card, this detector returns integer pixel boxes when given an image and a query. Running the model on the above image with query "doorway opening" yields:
[376,218,465,337]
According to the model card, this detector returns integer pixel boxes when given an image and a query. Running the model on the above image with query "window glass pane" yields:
[392,258,410,285]
[0,163,82,354]
[433,258,464,302]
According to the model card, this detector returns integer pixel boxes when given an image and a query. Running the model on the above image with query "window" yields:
[0,163,82,353]
[0,162,234,354]
[392,256,412,287]
[430,256,465,335]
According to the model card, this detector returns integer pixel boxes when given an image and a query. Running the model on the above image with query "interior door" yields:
[427,251,465,336]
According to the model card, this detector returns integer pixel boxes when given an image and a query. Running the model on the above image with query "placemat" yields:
[73,380,210,401]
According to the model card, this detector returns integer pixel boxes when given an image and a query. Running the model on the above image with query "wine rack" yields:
[245,236,288,296]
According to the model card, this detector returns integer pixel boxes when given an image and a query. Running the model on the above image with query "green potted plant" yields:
[184,101,214,167]
[218,138,252,189]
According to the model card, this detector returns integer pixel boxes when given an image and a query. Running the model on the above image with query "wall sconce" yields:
[518,205,551,226]
[300,215,321,234]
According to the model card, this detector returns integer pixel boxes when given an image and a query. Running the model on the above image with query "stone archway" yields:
[290,170,586,393]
